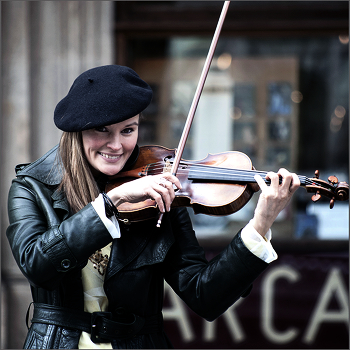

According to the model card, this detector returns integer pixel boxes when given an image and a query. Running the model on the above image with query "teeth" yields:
[100,152,120,159]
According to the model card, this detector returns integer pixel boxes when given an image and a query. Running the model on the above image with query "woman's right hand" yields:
[107,174,182,213]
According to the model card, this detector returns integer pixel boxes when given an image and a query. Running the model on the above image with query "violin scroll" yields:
[306,170,349,209]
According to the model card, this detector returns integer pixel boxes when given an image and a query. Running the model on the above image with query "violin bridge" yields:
[163,159,172,174]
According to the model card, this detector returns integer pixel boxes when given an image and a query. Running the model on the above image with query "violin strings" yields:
[146,161,314,185]
[146,161,257,181]
[180,162,314,185]
[144,161,317,187]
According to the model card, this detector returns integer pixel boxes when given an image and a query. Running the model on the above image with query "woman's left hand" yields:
[251,168,300,237]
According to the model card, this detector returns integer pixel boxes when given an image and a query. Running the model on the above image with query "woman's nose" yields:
[107,136,122,150]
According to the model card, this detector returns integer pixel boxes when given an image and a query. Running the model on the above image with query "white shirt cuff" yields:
[91,193,121,239]
[241,220,278,263]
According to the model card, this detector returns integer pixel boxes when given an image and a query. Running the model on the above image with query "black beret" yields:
[54,65,153,132]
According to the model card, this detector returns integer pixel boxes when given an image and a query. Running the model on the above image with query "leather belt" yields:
[29,303,163,343]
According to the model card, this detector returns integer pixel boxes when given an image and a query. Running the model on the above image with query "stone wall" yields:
[1,2,114,348]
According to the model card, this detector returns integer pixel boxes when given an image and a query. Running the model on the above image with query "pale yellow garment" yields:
[78,243,113,349]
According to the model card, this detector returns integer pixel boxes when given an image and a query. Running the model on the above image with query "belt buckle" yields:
[91,311,112,343]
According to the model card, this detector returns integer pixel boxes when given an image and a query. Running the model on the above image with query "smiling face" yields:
[82,115,139,177]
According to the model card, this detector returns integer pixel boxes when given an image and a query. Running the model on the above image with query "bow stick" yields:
[157,1,231,227]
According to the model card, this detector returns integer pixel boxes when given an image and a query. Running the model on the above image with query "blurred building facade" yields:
[1,1,348,348]
[1,2,114,348]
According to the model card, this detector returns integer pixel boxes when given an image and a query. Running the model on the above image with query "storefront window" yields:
[128,34,348,240]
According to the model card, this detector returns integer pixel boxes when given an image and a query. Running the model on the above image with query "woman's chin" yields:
[99,165,123,177]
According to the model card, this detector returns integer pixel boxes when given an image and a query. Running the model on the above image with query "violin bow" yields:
[157,1,231,227]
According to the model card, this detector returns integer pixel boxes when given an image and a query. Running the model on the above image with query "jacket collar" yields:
[16,145,63,186]
[15,145,69,217]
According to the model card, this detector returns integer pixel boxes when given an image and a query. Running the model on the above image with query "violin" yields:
[105,145,349,224]
[106,1,349,225]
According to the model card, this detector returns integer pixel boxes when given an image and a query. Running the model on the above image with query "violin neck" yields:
[187,165,311,187]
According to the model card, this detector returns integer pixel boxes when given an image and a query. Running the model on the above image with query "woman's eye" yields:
[122,128,134,134]
[95,126,108,132]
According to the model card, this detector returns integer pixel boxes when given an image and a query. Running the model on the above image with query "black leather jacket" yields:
[7,145,268,349]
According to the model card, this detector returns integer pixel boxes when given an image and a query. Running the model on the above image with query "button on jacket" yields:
[7,145,268,349]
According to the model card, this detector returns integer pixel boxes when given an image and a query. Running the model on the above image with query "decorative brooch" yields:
[88,250,109,276]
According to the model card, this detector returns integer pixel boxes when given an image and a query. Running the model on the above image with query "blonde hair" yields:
[58,132,100,213]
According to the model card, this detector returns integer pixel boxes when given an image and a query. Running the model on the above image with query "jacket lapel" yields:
[105,216,175,282]
[105,224,150,281]
[51,188,70,221]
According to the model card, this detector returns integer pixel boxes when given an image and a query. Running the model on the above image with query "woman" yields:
[7,65,300,349]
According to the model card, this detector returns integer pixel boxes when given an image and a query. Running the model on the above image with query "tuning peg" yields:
[330,198,335,209]
[311,192,321,202]
[314,170,319,179]
[328,175,339,185]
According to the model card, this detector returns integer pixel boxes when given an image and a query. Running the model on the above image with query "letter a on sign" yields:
[303,267,349,344]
